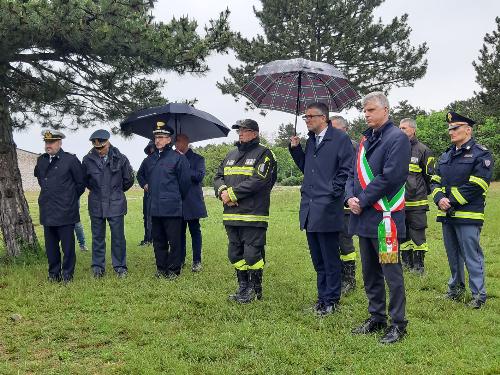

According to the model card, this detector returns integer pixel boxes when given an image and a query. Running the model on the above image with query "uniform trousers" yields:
[442,223,486,301]
[306,231,342,305]
[339,212,356,261]
[226,226,266,269]
[44,224,76,280]
[359,236,407,329]
[152,216,183,275]
[90,215,127,273]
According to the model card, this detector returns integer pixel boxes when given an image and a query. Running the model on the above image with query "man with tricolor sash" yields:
[399,118,434,274]
[430,112,493,309]
[214,119,277,303]
[346,92,410,344]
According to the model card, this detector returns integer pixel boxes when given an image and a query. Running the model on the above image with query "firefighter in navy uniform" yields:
[431,112,493,309]
[34,130,85,282]
[214,119,277,303]
[399,118,434,274]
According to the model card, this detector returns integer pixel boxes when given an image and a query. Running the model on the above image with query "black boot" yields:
[401,250,414,270]
[250,269,263,300]
[228,270,249,301]
[341,261,356,295]
[236,270,257,304]
[413,250,425,275]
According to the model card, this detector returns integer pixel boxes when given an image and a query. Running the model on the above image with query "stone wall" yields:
[17,148,40,191]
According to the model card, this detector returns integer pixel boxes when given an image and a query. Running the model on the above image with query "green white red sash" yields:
[356,136,405,263]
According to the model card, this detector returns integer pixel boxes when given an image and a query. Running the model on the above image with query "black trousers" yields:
[403,209,428,250]
[339,212,356,260]
[43,224,76,280]
[359,236,407,329]
[142,192,152,242]
[226,226,266,269]
[152,216,183,274]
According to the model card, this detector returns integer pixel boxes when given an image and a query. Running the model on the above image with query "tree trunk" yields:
[0,92,39,257]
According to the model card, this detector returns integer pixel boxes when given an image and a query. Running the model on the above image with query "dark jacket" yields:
[182,149,208,220]
[289,125,354,232]
[405,137,434,211]
[142,145,191,217]
[431,138,493,225]
[213,137,277,228]
[34,148,85,226]
[82,145,134,218]
[345,121,411,238]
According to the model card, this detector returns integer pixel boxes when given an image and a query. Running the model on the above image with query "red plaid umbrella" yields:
[241,58,360,132]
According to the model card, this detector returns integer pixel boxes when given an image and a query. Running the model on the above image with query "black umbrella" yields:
[241,58,360,132]
[120,103,230,143]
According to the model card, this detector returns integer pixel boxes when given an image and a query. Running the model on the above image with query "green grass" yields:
[0,185,499,374]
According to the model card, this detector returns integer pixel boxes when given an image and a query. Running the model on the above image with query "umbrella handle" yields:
[294,71,302,135]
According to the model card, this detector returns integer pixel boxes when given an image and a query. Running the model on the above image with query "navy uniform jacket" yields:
[289,125,354,232]
[142,145,191,217]
[430,138,493,225]
[182,149,208,220]
[34,148,85,226]
[345,121,411,238]
[82,145,134,218]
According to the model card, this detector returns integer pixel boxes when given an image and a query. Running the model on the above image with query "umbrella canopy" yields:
[120,103,230,143]
[241,58,360,126]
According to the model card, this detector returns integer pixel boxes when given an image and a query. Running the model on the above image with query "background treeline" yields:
[195,101,500,187]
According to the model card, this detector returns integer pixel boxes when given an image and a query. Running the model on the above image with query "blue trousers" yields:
[74,222,86,247]
[306,231,342,305]
[442,223,486,301]
[181,219,202,264]
[90,215,127,273]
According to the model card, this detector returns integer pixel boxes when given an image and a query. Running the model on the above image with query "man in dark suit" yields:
[289,102,354,316]
[175,134,208,272]
[34,129,85,283]
[346,91,410,344]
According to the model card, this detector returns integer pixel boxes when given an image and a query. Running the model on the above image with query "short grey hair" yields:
[400,118,417,129]
[330,115,348,129]
[362,91,390,110]
[306,102,329,118]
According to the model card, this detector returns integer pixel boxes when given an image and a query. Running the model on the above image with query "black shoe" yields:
[401,250,414,270]
[444,287,465,301]
[341,260,356,295]
[62,276,73,285]
[235,286,256,304]
[117,271,128,279]
[155,270,168,278]
[228,270,249,301]
[380,326,406,344]
[468,298,485,309]
[316,302,339,317]
[191,262,202,273]
[48,274,61,283]
[92,269,105,278]
[352,317,387,334]
[139,240,150,246]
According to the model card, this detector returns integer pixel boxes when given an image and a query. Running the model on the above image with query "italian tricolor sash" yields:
[356,136,405,264]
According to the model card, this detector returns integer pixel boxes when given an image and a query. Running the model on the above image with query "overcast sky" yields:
[13,0,500,169]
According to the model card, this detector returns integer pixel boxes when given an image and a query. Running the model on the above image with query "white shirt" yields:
[315,126,328,146]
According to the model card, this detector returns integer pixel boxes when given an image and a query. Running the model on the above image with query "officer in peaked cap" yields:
[142,120,191,279]
[82,128,134,278]
[430,112,494,308]
[34,129,85,283]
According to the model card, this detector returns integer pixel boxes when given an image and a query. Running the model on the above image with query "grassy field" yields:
[0,184,499,374]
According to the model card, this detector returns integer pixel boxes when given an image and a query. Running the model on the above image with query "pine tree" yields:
[0,0,230,257]
[218,0,428,108]
[473,17,500,117]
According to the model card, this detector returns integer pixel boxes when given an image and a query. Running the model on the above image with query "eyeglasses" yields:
[302,114,324,121]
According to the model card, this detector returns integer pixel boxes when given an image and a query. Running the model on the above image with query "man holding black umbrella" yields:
[142,122,191,279]
[289,102,354,316]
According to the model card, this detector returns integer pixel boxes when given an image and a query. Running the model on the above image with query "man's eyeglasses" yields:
[302,114,324,120]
